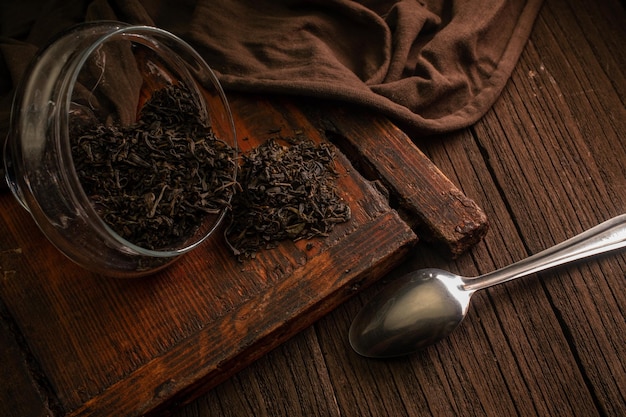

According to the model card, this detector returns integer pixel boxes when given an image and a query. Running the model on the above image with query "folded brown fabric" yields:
[0,0,542,142]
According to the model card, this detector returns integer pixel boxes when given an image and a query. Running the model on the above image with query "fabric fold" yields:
[0,0,544,139]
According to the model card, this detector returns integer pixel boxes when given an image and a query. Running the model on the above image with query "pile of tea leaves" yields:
[71,83,237,250]
[225,136,351,259]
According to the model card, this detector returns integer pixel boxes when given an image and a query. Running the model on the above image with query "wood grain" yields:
[1,65,489,417]
[302,102,489,256]
[0,96,420,416]
[169,0,626,416]
[3,0,625,415]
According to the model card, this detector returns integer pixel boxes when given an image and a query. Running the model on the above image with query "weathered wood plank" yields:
[0,95,417,417]
[417,0,626,415]
[0,314,55,417]
[302,102,489,256]
[471,1,626,413]
[191,325,341,416]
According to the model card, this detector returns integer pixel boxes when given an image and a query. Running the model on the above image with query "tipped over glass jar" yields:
[3,22,238,277]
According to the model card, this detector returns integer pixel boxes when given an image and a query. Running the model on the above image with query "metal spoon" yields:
[349,214,626,358]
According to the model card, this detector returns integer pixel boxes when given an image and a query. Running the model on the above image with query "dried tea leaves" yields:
[225,136,351,259]
[71,83,236,250]
[71,82,349,258]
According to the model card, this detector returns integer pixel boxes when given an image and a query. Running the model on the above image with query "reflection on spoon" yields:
[349,214,626,358]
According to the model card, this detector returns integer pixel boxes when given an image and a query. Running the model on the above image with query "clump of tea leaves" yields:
[225,136,351,259]
[71,83,236,250]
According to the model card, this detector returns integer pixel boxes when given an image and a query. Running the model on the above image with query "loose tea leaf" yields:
[71,82,348,259]
[225,135,351,259]
[71,83,236,250]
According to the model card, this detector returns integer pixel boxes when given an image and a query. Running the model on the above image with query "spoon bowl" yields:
[349,269,471,358]
[350,214,626,358]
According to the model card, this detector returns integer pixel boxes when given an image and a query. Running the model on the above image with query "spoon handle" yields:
[463,214,626,292]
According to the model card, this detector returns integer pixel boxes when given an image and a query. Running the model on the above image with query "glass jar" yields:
[3,22,237,277]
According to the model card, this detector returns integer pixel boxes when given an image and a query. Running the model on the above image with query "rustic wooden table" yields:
[172,0,625,415]
[1,0,624,415]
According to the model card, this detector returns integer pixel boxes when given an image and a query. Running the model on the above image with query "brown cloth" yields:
[0,0,543,140]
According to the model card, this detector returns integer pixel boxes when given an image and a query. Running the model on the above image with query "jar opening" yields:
[6,22,237,275]
[62,26,237,257]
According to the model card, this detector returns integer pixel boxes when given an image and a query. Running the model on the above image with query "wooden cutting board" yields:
[0,94,486,416]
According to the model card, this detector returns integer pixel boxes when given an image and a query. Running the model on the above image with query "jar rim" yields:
[68,23,236,257]
[10,22,237,264]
